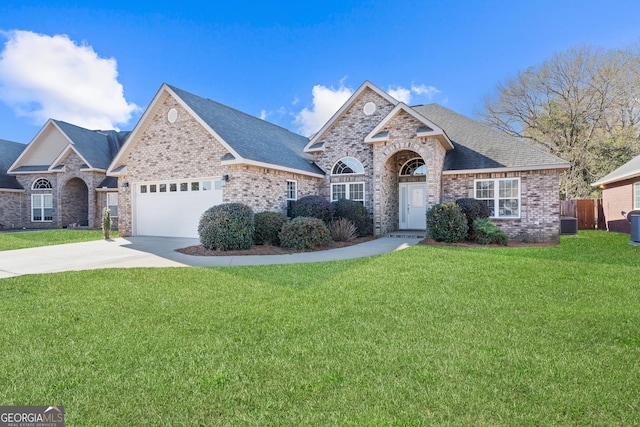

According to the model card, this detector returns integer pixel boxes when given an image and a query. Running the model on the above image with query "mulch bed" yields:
[176,236,376,256]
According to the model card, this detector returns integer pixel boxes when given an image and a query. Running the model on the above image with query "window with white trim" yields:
[331,182,365,204]
[107,193,118,218]
[635,182,640,210]
[32,194,53,222]
[31,178,53,222]
[475,178,520,218]
[332,157,364,175]
[286,180,297,201]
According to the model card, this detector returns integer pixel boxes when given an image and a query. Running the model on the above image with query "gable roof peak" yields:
[304,80,399,151]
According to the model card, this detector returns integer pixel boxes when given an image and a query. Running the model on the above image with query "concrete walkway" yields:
[0,236,422,279]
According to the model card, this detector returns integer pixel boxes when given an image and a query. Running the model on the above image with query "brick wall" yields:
[0,191,24,229]
[443,169,563,242]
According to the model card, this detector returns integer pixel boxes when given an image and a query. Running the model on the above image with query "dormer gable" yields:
[364,103,454,151]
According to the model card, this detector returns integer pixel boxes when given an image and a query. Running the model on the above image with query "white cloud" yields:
[294,83,353,136]
[388,83,441,105]
[0,30,139,130]
[411,83,440,99]
[387,86,412,104]
[260,109,267,120]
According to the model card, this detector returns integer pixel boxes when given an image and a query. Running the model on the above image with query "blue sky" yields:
[1,0,639,144]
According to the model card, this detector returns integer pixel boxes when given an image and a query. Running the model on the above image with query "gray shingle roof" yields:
[168,85,324,175]
[0,139,25,190]
[411,104,569,171]
[54,121,129,170]
[592,154,640,187]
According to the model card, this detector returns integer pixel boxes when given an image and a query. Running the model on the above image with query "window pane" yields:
[191,182,199,191]
[499,179,518,198]
[287,181,297,200]
[499,199,519,217]
[32,195,42,208]
[140,185,147,193]
[203,181,211,191]
[180,182,188,192]
[349,183,364,201]
[159,184,167,192]
[170,183,177,192]
[332,184,346,201]
[475,181,494,199]
[635,183,640,209]
[150,184,157,193]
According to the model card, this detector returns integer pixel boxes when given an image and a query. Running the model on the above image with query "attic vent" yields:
[168,108,178,123]
[363,102,376,116]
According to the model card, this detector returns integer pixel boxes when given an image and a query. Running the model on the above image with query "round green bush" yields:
[426,202,468,243]
[473,218,509,245]
[254,211,288,246]
[290,195,335,224]
[198,203,255,251]
[279,217,332,250]
[332,199,372,236]
[456,198,491,241]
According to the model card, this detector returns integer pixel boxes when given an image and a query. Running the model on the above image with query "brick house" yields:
[106,81,569,241]
[1,120,128,230]
[592,154,640,233]
[1,80,569,241]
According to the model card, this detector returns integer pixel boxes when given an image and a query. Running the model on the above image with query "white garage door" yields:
[134,179,223,237]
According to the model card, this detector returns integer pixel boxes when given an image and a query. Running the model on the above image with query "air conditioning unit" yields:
[630,213,640,244]
[560,216,578,235]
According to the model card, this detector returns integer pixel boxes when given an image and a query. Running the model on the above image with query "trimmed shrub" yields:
[198,203,254,251]
[254,211,288,246]
[101,207,111,240]
[290,195,335,224]
[328,218,357,242]
[332,199,372,236]
[473,218,509,246]
[426,202,468,243]
[456,198,490,241]
[279,217,332,250]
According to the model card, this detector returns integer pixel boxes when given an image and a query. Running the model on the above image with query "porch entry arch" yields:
[62,177,89,227]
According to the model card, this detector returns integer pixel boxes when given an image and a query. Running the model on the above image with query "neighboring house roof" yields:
[9,120,128,173]
[168,85,323,176]
[0,139,25,190]
[412,104,570,173]
[592,154,640,187]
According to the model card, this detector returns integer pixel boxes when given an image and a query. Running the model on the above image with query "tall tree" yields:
[480,44,640,199]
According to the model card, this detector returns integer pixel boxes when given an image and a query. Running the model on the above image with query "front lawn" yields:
[0,229,115,251]
[0,231,638,425]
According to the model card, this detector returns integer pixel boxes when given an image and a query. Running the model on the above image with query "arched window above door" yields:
[332,157,364,175]
[400,158,426,176]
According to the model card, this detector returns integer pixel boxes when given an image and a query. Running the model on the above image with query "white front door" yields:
[399,183,427,230]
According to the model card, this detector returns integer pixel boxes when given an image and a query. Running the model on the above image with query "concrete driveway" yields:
[0,236,422,279]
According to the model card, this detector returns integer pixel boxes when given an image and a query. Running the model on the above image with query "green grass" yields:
[0,231,638,426]
[0,229,116,251]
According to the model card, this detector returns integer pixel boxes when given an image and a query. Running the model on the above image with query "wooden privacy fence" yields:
[560,199,604,230]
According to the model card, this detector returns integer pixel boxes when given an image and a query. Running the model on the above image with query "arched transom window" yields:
[32,178,53,189]
[332,157,364,175]
[400,158,426,176]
